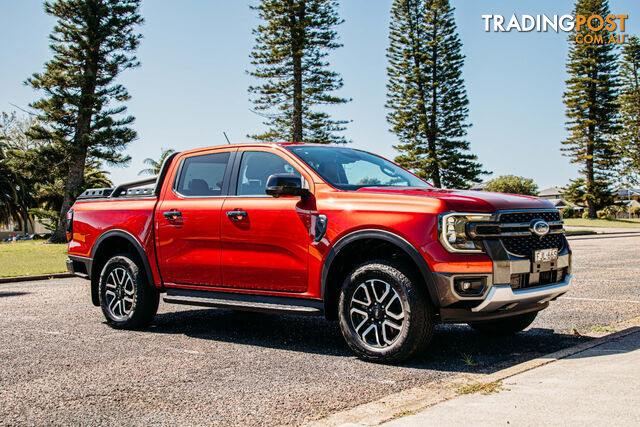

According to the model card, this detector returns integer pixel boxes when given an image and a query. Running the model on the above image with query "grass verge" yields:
[0,241,68,277]
[565,229,597,236]
[564,218,640,228]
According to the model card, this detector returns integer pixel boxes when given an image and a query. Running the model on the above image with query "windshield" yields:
[285,146,431,190]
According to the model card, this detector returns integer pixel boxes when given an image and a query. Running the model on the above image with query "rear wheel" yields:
[99,253,159,329]
[338,260,434,364]
[468,311,538,335]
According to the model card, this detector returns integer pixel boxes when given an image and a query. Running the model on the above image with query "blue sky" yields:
[1,0,639,189]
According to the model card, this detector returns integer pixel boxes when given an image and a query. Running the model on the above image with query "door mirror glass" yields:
[266,174,310,198]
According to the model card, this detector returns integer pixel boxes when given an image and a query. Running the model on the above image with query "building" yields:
[538,187,563,200]
[537,187,584,215]
[0,218,52,240]
[615,188,640,217]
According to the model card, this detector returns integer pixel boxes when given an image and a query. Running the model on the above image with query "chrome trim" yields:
[471,274,571,313]
[468,220,565,238]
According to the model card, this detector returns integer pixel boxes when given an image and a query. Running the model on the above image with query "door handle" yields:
[226,210,248,220]
[163,210,182,220]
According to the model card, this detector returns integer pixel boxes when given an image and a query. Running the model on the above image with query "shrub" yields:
[632,206,640,217]
[597,210,614,220]
[582,211,590,219]
[483,175,538,196]
[561,206,575,219]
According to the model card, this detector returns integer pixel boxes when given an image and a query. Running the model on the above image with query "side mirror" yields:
[266,174,310,198]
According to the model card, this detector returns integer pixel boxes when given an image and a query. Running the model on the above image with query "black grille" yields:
[510,268,567,290]
[499,210,561,223]
[501,233,565,257]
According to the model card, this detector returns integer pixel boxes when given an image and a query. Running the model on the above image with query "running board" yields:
[163,288,324,316]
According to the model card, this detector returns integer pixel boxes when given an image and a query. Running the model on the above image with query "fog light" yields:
[454,277,486,296]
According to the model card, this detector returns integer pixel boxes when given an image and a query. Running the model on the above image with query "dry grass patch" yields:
[455,380,505,396]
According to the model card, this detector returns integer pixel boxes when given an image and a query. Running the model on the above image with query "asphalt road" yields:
[1,234,639,425]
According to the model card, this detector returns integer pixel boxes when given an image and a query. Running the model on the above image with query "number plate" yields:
[534,248,558,263]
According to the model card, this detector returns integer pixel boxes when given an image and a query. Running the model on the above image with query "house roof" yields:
[617,188,640,197]
[622,199,640,208]
[538,187,563,197]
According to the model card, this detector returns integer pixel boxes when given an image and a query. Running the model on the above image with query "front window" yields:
[285,146,431,190]
[237,151,301,196]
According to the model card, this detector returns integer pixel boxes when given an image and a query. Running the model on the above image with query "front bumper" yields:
[433,237,571,323]
[471,275,570,313]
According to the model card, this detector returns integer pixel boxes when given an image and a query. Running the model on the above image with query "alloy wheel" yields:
[349,279,405,348]
[104,267,135,320]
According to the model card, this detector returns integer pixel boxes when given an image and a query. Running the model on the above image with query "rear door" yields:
[220,149,312,292]
[156,148,236,286]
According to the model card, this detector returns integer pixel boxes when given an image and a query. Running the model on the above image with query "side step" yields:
[163,288,324,316]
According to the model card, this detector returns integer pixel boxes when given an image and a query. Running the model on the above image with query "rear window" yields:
[175,152,230,197]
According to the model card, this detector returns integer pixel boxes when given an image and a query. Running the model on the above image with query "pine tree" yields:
[562,0,619,218]
[27,0,143,242]
[385,0,487,189]
[248,0,350,144]
[618,35,640,185]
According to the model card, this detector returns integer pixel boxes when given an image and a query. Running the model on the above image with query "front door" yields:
[220,150,312,292]
[156,149,235,286]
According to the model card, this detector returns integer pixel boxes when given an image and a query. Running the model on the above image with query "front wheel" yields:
[468,311,538,335]
[338,260,434,364]
[99,253,159,329]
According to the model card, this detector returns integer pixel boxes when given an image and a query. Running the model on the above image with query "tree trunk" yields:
[586,136,596,218]
[586,67,597,219]
[49,27,100,243]
[290,0,304,142]
[51,150,87,243]
[406,2,441,187]
[428,22,441,188]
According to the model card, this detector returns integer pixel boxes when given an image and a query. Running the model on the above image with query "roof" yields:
[617,188,640,197]
[177,142,353,157]
[469,181,491,191]
[182,142,308,154]
[538,187,563,197]
[622,199,640,208]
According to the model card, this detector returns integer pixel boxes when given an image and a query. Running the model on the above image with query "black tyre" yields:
[99,253,159,329]
[338,260,434,364]
[468,311,538,335]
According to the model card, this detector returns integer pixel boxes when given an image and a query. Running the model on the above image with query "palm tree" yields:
[0,139,33,232]
[139,148,176,176]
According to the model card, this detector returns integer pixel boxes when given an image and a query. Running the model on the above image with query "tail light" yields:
[66,209,73,241]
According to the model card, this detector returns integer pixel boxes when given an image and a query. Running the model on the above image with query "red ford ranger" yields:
[67,143,571,363]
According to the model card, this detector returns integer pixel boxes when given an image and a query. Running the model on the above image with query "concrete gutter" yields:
[384,329,640,426]
[0,273,73,284]
[308,326,640,426]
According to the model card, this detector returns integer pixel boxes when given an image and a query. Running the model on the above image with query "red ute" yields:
[67,143,571,363]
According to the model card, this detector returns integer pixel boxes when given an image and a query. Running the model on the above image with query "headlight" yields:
[439,213,491,253]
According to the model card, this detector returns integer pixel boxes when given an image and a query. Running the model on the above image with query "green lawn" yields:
[0,240,68,278]
[564,218,640,228]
